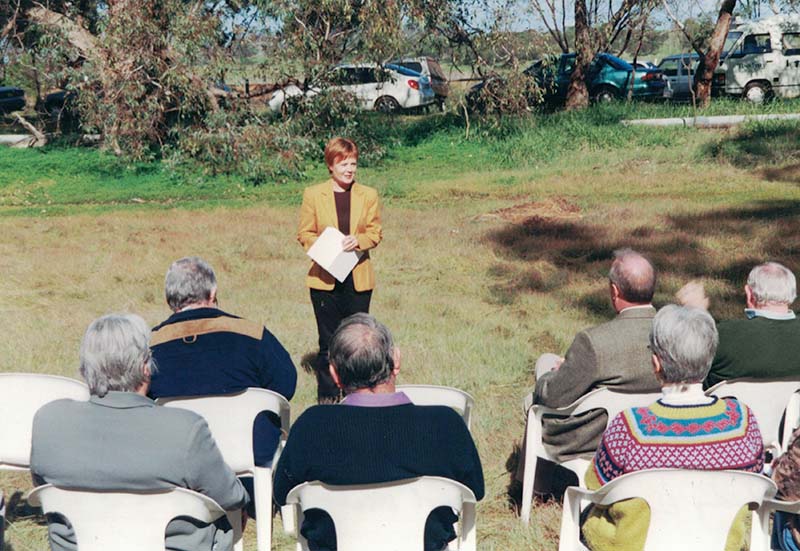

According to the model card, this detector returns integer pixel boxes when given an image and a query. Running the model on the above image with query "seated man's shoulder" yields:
[152,313,264,345]
[584,310,654,340]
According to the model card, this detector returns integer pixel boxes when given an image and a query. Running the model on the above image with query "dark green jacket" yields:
[705,316,800,389]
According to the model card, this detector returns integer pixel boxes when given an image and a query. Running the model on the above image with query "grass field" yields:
[2,100,800,550]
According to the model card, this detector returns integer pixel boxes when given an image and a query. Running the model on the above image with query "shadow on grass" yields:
[703,121,800,172]
[485,200,800,321]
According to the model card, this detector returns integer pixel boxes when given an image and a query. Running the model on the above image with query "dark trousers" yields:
[310,274,372,402]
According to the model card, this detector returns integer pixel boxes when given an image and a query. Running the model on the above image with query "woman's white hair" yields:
[79,313,154,397]
[649,304,718,384]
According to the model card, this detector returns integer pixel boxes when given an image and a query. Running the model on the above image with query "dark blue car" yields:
[0,86,26,113]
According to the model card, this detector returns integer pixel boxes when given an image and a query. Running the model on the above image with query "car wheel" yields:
[743,82,770,104]
[374,96,400,113]
[592,85,618,103]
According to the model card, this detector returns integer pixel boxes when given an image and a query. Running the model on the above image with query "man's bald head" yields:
[608,248,656,304]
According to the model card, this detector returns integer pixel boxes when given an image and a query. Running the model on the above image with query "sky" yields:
[482,0,749,33]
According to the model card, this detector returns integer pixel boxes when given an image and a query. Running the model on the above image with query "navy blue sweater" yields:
[274,403,484,550]
[149,308,297,465]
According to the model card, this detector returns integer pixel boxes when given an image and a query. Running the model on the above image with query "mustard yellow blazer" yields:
[297,180,382,292]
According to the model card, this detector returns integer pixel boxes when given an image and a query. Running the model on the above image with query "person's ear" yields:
[745,285,756,309]
[391,347,402,378]
[651,353,663,380]
[209,286,218,306]
[609,282,622,307]
[329,364,343,389]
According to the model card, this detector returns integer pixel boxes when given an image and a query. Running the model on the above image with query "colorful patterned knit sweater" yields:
[582,397,764,551]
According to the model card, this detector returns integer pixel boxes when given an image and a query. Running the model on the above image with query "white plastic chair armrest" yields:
[760,497,800,515]
[281,504,298,535]
[460,500,476,551]
[559,486,595,551]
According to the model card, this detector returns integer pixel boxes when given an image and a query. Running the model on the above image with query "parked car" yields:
[43,89,77,114]
[268,63,435,114]
[0,86,26,114]
[467,52,666,111]
[390,56,449,109]
[658,53,701,100]
[714,14,800,103]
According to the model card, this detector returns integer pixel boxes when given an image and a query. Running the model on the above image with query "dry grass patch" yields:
[4,144,800,549]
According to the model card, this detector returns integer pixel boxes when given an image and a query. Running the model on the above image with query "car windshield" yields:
[601,54,632,71]
[723,31,742,55]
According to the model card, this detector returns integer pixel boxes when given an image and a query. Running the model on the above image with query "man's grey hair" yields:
[165,256,217,312]
[649,304,719,384]
[329,313,395,392]
[747,262,797,306]
[79,313,155,398]
[608,248,656,304]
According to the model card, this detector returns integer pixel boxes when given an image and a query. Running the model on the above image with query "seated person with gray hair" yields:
[273,313,484,551]
[149,256,297,517]
[581,305,764,551]
[678,261,800,388]
[31,313,249,551]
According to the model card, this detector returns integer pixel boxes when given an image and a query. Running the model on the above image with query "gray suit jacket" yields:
[533,305,660,461]
[31,391,248,551]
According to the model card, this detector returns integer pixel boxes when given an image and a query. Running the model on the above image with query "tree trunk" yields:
[695,0,737,108]
[565,0,591,110]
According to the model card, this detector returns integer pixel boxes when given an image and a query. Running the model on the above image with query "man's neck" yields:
[349,382,397,395]
[176,301,216,313]
[615,301,651,314]
[752,303,791,314]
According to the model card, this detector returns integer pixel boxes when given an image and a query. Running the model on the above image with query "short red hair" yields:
[324,137,359,168]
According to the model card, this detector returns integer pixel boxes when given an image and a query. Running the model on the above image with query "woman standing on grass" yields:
[297,137,382,402]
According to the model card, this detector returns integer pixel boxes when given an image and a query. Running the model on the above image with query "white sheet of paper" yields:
[307,226,363,283]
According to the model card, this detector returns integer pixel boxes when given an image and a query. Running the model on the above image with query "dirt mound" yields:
[480,196,582,224]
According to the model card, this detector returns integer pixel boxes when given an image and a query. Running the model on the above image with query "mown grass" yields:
[2,100,800,550]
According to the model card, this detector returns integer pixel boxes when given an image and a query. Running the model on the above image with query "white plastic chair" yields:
[396,385,475,429]
[27,484,226,551]
[157,388,290,551]
[757,496,800,551]
[520,387,661,524]
[558,469,777,551]
[281,476,477,551]
[0,373,89,471]
[706,378,800,456]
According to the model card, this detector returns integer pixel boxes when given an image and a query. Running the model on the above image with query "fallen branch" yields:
[14,114,46,146]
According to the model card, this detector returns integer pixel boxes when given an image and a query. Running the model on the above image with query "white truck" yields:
[715,14,800,102]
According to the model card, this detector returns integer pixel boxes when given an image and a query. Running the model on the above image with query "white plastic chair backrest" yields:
[157,388,290,551]
[520,387,661,524]
[285,476,477,551]
[396,385,474,429]
[0,373,89,470]
[27,484,225,551]
[157,388,290,474]
[527,387,661,464]
[706,378,800,453]
[559,469,777,551]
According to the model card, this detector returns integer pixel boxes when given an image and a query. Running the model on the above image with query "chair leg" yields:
[520,414,537,524]
[460,501,476,551]
[558,487,583,551]
[254,468,272,551]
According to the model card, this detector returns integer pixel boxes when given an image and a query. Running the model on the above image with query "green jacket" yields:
[705,316,800,389]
